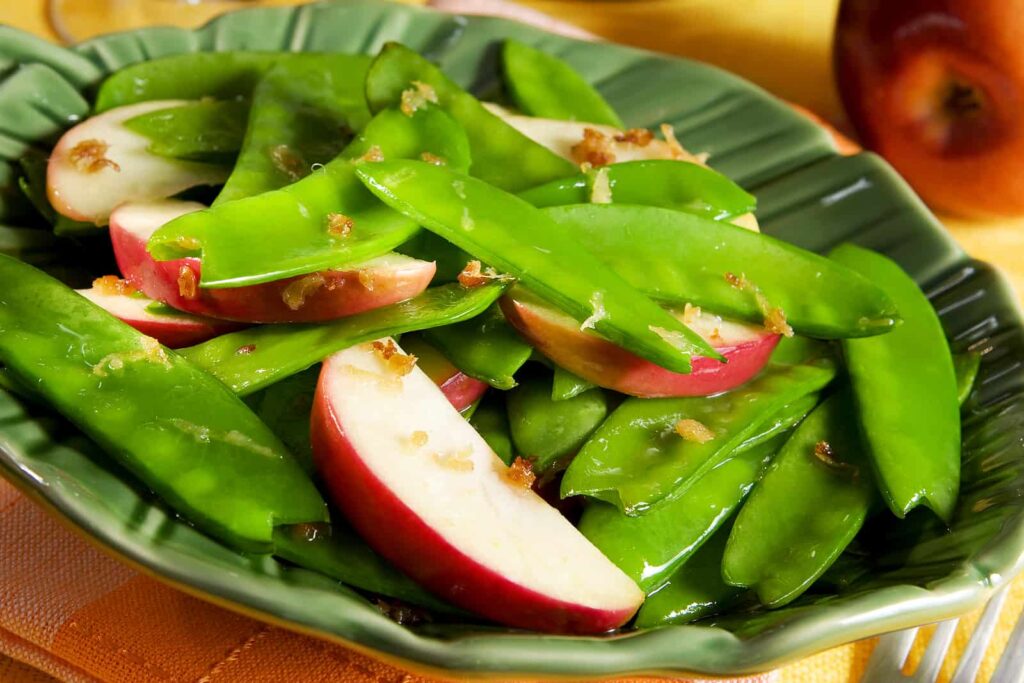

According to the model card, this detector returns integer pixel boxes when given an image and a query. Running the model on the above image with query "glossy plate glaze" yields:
[0,1,1022,677]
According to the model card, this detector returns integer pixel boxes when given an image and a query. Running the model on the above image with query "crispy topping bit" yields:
[409,430,429,448]
[433,446,475,472]
[614,128,654,146]
[339,362,403,393]
[281,273,325,310]
[371,339,418,376]
[235,344,256,356]
[579,291,606,331]
[676,418,716,443]
[358,145,384,163]
[659,123,706,164]
[764,306,794,337]
[372,338,400,361]
[724,272,794,337]
[570,127,616,167]
[177,265,198,300]
[326,212,354,238]
[400,80,439,116]
[92,336,171,377]
[578,161,593,173]
[269,144,306,181]
[505,456,536,490]
[682,302,702,325]
[457,260,505,288]
[813,440,860,479]
[420,151,446,166]
[92,275,136,296]
[357,269,376,292]
[590,167,612,204]
[68,139,120,173]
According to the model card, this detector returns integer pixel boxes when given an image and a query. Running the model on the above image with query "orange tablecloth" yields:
[1,1,1023,681]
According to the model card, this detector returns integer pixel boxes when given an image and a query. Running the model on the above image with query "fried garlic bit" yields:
[358,145,385,163]
[357,269,376,292]
[92,275,136,296]
[570,127,616,167]
[614,128,654,146]
[813,440,860,479]
[400,80,439,116]
[176,265,198,300]
[269,144,306,181]
[420,151,447,166]
[325,212,354,238]
[457,260,505,288]
[724,272,794,337]
[675,418,716,444]
[433,446,474,472]
[371,339,417,376]
[281,273,325,310]
[235,344,256,356]
[505,456,536,490]
[93,336,171,377]
[68,138,120,173]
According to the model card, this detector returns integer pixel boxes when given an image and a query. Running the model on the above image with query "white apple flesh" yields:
[311,342,644,633]
[47,100,229,225]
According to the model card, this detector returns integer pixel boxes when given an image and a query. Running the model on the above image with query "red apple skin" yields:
[109,204,436,324]
[398,335,488,412]
[835,0,1024,218]
[310,369,638,634]
[500,296,779,398]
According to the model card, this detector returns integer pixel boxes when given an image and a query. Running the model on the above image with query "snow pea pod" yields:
[552,365,595,401]
[215,55,371,205]
[520,160,756,221]
[246,366,319,475]
[123,99,249,163]
[722,389,874,607]
[544,204,899,339]
[561,337,836,514]
[830,243,960,522]
[578,400,814,593]
[0,255,327,551]
[955,351,981,406]
[506,371,613,474]
[179,280,506,395]
[501,39,624,127]
[397,231,472,283]
[149,106,469,288]
[365,43,576,192]
[356,160,718,373]
[421,304,533,390]
[469,393,515,466]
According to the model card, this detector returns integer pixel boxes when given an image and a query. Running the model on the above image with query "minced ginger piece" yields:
[92,275,136,296]
[177,266,198,300]
[281,273,325,310]
[590,167,612,204]
[420,152,446,166]
[371,339,417,376]
[400,81,439,116]
[68,139,120,173]
[724,272,794,337]
[505,456,536,489]
[614,128,654,146]
[457,260,505,288]
[92,335,171,377]
[676,418,716,443]
[433,446,474,472]
[326,212,354,238]
[571,127,616,167]
[358,145,384,163]
[269,144,306,181]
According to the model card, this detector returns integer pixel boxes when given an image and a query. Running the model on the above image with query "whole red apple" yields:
[835,0,1024,218]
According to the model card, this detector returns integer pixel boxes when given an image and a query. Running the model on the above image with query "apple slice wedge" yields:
[77,278,243,348]
[110,200,436,323]
[47,100,229,225]
[398,335,487,413]
[311,341,643,633]
[501,291,780,398]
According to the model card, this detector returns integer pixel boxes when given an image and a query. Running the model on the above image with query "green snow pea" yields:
[722,389,874,607]
[506,371,613,474]
[501,39,624,127]
[0,255,327,551]
[272,523,459,613]
[95,52,285,111]
[365,43,576,192]
[469,393,515,466]
[551,365,595,401]
[215,55,371,205]
[149,106,469,288]
[356,160,718,373]
[123,99,249,163]
[955,352,981,406]
[830,243,960,521]
[246,366,319,475]
[421,304,533,390]
[180,280,506,395]
[520,160,756,221]
[578,402,813,592]
[544,204,899,339]
[561,338,836,514]
[397,230,473,283]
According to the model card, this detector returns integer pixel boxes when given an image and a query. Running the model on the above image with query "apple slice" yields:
[501,291,780,398]
[109,200,436,323]
[398,335,487,413]
[311,341,643,633]
[77,277,243,348]
[47,100,229,225]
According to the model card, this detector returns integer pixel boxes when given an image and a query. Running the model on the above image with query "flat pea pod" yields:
[722,389,874,607]
[245,366,319,475]
[578,402,813,592]
[0,255,327,551]
[561,338,836,514]
[955,351,981,407]
[365,42,576,192]
[95,52,286,112]
[216,55,371,205]
[506,370,613,474]
[397,231,473,283]
[421,304,533,390]
[123,99,249,163]
[179,281,506,395]
[149,106,469,288]
[544,204,899,339]
[356,160,718,373]
[552,365,595,401]
[272,523,461,614]
[469,393,515,466]
[501,39,624,128]
[830,243,960,521]
[520,160,756,221]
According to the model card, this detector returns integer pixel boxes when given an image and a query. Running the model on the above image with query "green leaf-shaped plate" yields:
[1,1,1022,677]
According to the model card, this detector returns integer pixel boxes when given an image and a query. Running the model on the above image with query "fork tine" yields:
[861,628,920,682]
[913,619,960,682]
[952,585,1011,683]
[992,603,1024,683]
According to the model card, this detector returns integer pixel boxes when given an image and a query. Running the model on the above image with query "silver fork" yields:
[861,585,1024,682]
